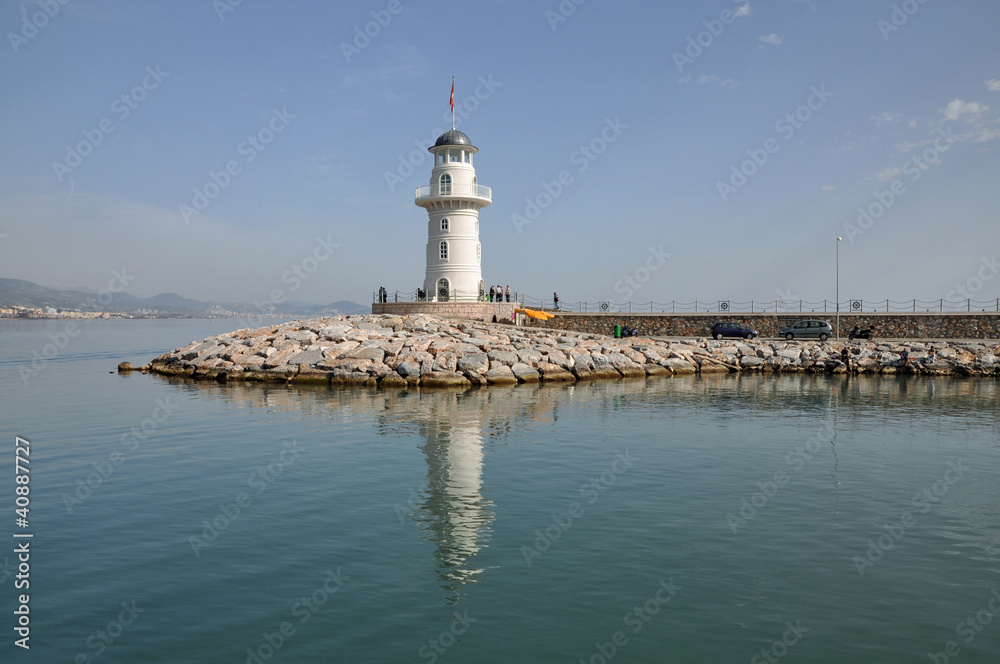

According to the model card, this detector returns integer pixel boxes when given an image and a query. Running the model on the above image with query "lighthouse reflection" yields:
[381,390,499,604]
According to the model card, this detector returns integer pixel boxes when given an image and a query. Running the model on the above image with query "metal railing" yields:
[506,297,1000,314]
[414,183,492,201]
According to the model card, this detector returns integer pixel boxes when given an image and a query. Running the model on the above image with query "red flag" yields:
[449,79,454,111]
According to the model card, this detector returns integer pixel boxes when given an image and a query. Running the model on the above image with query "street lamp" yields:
[836,236,842,339]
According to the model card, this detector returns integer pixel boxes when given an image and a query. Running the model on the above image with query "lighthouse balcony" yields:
[415,183,492,204]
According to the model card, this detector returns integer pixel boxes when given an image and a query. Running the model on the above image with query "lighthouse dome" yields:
[434,129,473,147]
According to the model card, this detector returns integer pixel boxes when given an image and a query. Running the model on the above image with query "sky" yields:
[1,0,999,309]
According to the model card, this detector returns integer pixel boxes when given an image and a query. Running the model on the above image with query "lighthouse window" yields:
[439,173,452,195]
[464,151,470,163]
[439,241,449,261]
[449,150,460,163]
[441,218,449,231]
[477,243,481,264]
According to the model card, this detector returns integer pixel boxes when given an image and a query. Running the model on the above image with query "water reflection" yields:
[150,373,1000,603]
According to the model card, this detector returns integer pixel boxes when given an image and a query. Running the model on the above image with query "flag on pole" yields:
[449,78,454,111]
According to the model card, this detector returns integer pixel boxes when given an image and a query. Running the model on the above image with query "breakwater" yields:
[138,314,1000,387]
[522,312,1000,339]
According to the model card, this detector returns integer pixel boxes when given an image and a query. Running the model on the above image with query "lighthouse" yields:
[415,129,492,301]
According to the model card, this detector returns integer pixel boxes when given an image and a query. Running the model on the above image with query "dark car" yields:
[780,319,833,341]
[710,321,759,340]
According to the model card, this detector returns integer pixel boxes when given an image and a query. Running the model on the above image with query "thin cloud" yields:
[987,79,1000,92]
[941,99,989,121]
[759,33,782,46]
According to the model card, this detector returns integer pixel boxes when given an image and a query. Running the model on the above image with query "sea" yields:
[1,318,998,663]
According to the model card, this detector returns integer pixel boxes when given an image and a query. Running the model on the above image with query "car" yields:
[780,319,833,341]
[710,321,759,340]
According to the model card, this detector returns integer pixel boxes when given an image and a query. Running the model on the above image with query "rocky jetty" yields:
[142,314,1000,387]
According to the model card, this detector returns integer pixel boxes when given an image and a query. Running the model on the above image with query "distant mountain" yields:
[0,277,367,317]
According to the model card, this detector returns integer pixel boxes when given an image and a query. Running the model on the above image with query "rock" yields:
[517,348,543,365]
[379,373,408,388]
[616,363,647,379]
[487,350,519,367]
[457,352,490,375]
[740,356,765,369]
[262,347,298,369]
[285,330,317,343]
[511,362,540,383]
[287,349,326,367]
[420,371,473,388]
[485,365,518,385]
[661,358,696,374]
[537,362,575,382]
[117,361,134,373]
[346,346,386,362]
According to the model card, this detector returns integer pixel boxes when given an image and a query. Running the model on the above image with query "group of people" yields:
[376,286,389,303]
[488,285,511,302]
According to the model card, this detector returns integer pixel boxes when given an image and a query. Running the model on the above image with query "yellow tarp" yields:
[516,308,555,320]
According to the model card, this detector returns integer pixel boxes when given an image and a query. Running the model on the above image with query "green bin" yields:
[614,325,622,338]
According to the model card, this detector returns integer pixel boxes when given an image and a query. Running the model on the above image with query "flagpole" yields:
[451,76,455,130]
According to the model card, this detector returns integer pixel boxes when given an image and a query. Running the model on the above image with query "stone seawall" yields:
[523,312,1000,339]
[372,301,519,322]
[138,314,1000,388]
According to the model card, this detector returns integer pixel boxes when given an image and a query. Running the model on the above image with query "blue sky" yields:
[1,0,998,308]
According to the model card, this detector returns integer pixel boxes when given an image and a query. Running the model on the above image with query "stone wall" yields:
[522,312,1000,339]
[372,301,519,323]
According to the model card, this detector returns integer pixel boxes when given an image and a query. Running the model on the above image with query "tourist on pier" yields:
[505,285,510,302]
[489,286,495,302]
[554,292,560,311]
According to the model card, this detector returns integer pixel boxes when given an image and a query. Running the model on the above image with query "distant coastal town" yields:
[0,305,289,320]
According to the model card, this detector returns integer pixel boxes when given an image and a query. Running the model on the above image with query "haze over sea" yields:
[2,319,999,663]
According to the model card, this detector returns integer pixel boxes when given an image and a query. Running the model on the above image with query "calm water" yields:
[1,319,999,663]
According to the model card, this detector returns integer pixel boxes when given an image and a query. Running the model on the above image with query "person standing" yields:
[505,285,510,302]
[554,292,560,311]
[489,285,495,302]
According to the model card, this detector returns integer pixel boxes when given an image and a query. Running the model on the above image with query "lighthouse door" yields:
[437,278,450,302]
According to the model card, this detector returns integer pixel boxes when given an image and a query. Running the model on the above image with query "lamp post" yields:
[836,236,842,339]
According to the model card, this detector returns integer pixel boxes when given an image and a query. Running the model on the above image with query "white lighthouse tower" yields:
[415,129,492,301]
